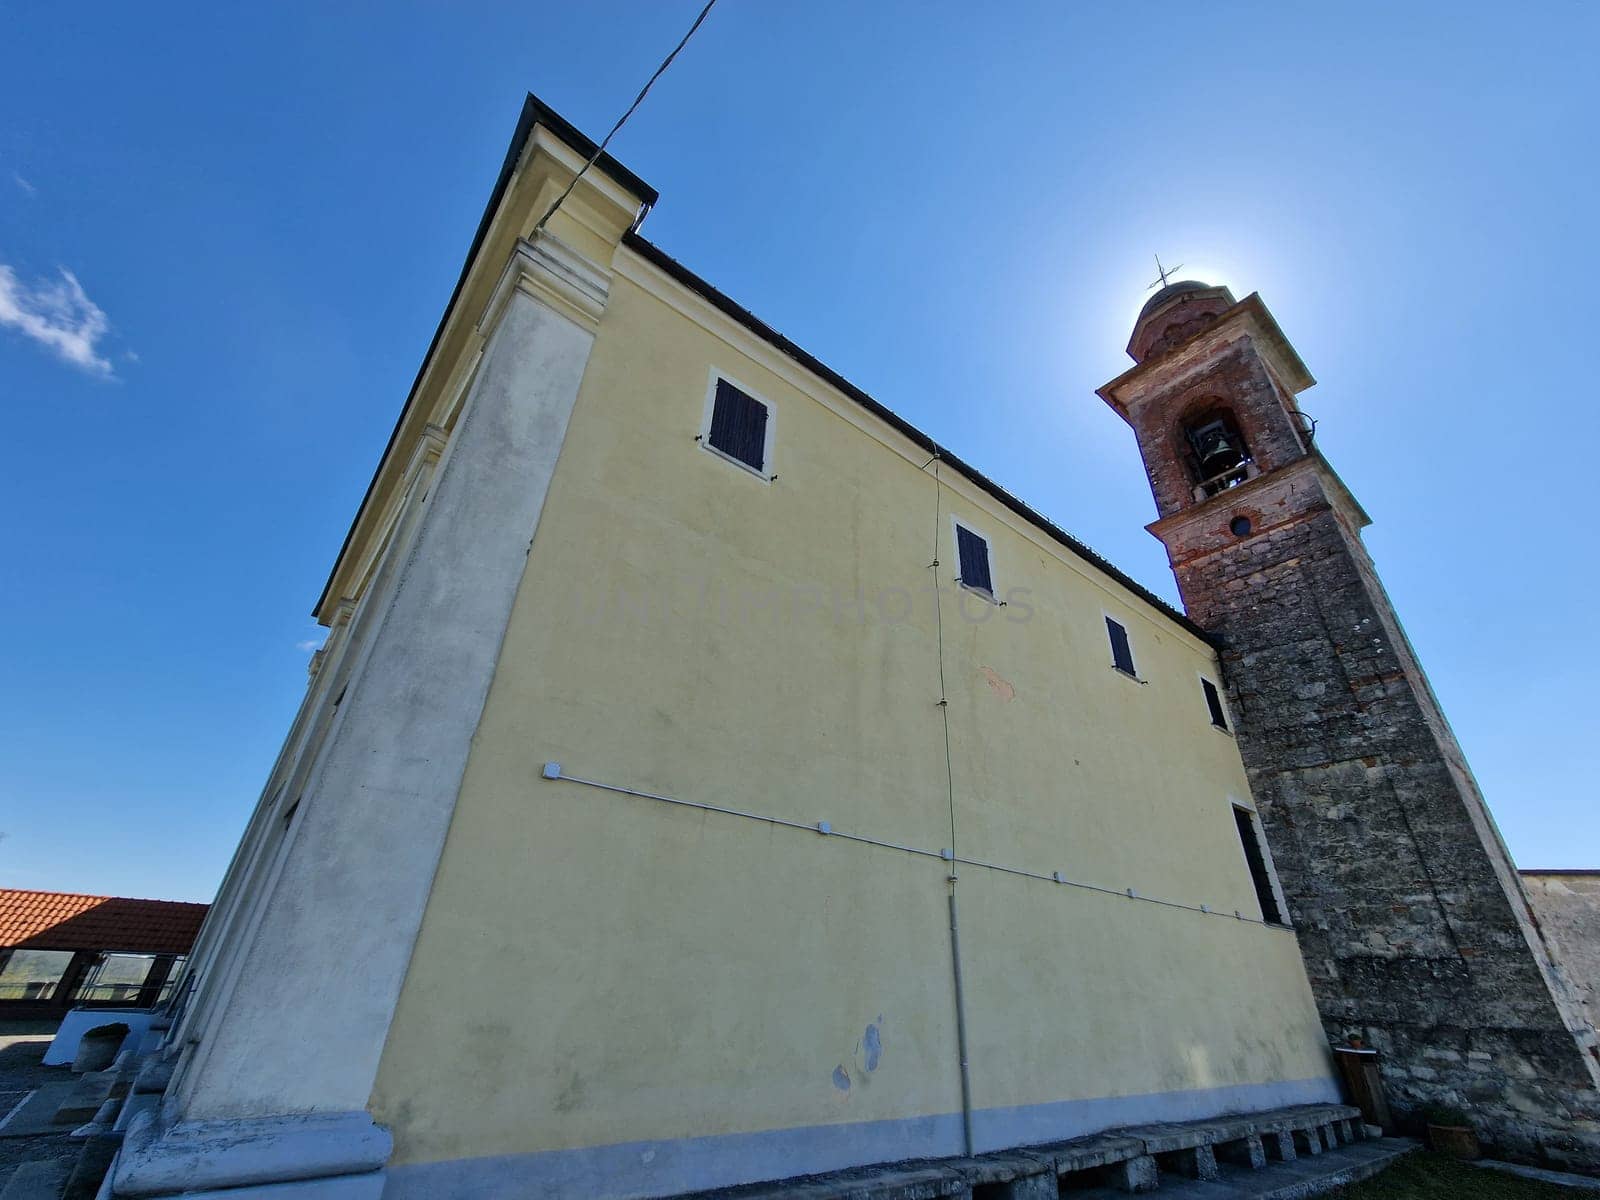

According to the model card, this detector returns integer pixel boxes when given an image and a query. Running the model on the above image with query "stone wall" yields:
[1525,872,1600,1036]
[1155,455,1600,1170]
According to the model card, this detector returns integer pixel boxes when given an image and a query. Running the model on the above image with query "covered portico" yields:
[0,890,207,1022]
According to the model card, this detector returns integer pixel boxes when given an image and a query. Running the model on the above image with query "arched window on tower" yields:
[1182,408,1256,500]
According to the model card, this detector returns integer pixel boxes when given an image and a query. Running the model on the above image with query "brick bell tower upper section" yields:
[1097,281,1371,625]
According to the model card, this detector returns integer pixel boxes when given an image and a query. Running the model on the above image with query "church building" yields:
[110,93,1599,1198]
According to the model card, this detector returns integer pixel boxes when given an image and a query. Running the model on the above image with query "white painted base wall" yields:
[43,1009,158,1067]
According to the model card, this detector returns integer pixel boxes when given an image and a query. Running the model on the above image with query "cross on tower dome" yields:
[1148,254,1184,291]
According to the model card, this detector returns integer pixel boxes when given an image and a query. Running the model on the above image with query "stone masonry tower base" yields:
[1100,282,1600,1170]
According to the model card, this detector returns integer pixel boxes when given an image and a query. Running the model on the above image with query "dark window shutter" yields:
[1202,678,1228,729]
[1234,807,1284,925]
[956,526,992,593]
[708,379,768,471]
[1106,617,1135,675]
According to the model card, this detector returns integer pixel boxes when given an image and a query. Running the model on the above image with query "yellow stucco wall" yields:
[368,253,1335,1171]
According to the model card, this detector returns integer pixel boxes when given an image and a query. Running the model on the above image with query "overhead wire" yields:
[533,0,719,236]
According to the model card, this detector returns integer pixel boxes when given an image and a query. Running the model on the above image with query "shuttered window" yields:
[1105,617,1136,676]
[706,378,768,473]
[1233,806,1285,925]
[955,524,993,594]
[1201,677,1229,729]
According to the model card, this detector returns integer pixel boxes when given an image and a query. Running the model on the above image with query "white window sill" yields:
[700,440,771,483]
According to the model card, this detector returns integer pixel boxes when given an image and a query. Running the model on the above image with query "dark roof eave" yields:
[621,232,1215,647]
[312,92,657,618]
[310,92,1208,648]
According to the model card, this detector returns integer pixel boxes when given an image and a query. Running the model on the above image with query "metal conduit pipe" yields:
[947,878,975,1156]
[542,766,1284,928]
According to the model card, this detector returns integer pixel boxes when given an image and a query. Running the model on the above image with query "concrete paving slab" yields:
[949,1151,1053,1184]
[1048,1134,1147,1172]
[0,1087,77,1140]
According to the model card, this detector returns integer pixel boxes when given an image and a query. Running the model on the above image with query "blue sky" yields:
[3,2,1596,902]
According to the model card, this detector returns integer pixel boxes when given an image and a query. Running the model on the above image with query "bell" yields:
[1197,430,1241,472]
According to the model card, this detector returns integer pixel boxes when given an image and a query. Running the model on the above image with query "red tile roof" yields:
[0,889,208,955]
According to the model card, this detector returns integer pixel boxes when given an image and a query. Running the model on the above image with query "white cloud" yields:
[0,265,115,377]
[296,639,322,653]
[12,173,35,196]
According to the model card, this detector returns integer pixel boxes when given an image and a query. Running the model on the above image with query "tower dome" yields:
[1137,279,1214,321]
[1127,279,1236,363]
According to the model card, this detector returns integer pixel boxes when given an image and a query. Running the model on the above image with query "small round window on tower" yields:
[1230,515,1252,537]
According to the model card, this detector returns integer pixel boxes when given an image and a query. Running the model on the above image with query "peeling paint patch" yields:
[979,666,1015,701]
[832,1065,851,1092]
[862,1023,882,1071]
[553,1070,587,1113]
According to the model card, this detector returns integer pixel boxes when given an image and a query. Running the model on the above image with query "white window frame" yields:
[1198,671,1232,734]
[1101,610,1140,680]
[949,515,999,602]
[1229,798,1291,928]
[699,368,776,483]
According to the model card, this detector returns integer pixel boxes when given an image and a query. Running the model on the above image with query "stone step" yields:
[0,1158,70,1200]
[677,1103,1376,1199]
[129,1058,172,1097]
[1066,1138,1418,1199]
[61,1135,119,1200]
[50,1076,115,1128]
[688,1163,971,1199]
[112,1092,158,1135]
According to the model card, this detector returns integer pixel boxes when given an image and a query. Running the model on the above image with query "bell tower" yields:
[1100,282,1600,1169]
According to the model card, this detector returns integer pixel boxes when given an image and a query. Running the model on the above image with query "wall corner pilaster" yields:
[480,233,612,338]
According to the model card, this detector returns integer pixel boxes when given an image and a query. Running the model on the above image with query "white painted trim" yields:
[612,245,1213,656]
[136,1175,385,1200]
[948,514,1000,603]
[1229,798,1292,928]
[1197,670,1233,734]
[174,435,454,1068]
[523,125,649,239]
[481,233,610,336]
[698,367,776,483]
[115,1107,389,1197]
[1100,610,1141,681]
[171,251,606,1126]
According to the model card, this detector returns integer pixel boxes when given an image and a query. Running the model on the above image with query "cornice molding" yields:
[403,423,449,489]
[1099,295,1316,420]
[481,233,611,336]
[522,126,646,243]
[1146,451,1372,569]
